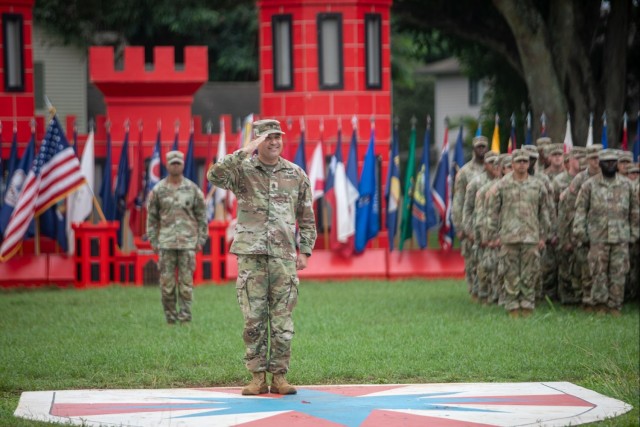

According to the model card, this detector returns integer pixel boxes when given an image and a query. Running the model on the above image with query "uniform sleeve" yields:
[146,190,159,248]
[452,171,466,230]
[193,186,208,248]
[629,183,640,242]
[538,184,552,242]
[486,184,501,242]
[206,151,247,192]
[462,179,477,237]
[296,173,317,255]
[572,184,590,244]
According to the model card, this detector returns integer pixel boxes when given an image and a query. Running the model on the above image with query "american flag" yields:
[0,116,84,261]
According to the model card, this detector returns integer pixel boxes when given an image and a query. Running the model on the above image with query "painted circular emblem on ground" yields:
[14,382,632,426]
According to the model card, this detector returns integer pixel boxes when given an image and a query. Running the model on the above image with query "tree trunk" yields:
[601,0,630,146]
[492,0,566,144]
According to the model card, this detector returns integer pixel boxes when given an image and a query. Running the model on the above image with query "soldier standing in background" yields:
[490,154,513,305]
[462,151,498,302]
[207,119,316,396]
[560,144,603,311]
[553,147,586,304]
[616,151,633,178]
[452,136,488,295]
[573,149,640,316]
[488,149,551,318]
[627,163,640,300]
[146,150,208,325]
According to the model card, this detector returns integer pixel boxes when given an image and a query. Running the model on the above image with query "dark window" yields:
[469,79,479,106]
[272,14,293,90]
[365,14,382,89]
[2,13,25,92]
[317,13,343,90]
[34,62,45,109]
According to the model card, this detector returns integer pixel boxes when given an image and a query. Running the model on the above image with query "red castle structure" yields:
[0,0,464,287]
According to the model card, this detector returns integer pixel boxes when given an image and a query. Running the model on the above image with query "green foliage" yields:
[1,282,638,426]
[33,0,258,81]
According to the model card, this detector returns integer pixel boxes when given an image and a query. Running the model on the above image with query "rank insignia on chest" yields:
[271,182,278,191]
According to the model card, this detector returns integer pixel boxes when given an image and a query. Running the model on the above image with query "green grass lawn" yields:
[1,279,638,426]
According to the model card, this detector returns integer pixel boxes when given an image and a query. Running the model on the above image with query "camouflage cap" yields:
[484,150,498,163]
[569,146,586,158]
[501,154,512,167]
[253,119,285,138]
[166,150,184,165]
[536,137,552,147]
[512,149,529,162]
[618,151,633,163]
[472,136,488,147]
[598,148,618,161]
[522,145,539,158]
[585,144,603,159]
[547,143,564,155]
[628,163,639,173]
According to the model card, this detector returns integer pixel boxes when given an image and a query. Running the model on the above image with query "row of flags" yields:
[2,111,640,262]
[485,111,640,158]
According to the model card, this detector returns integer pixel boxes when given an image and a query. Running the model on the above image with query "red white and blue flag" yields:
[432,125,452,250]
[0,116,84,261]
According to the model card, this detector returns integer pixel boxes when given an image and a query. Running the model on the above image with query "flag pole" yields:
[320,118,329,249]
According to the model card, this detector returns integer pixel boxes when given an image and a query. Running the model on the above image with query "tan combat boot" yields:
[270,374,297,395]
[242,372,268,395]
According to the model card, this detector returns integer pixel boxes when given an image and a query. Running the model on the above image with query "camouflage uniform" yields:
[207,129,316,374]
[573,150,640,311]
[462,152,497,300]
[560,144,603,306]
[488,150,551,313]
[627,164,640,300]
[146,160,208,324]
[452,137,487,293]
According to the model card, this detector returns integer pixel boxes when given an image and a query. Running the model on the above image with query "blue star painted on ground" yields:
[159,389,502,426]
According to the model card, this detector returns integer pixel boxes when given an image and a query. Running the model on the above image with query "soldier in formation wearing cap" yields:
[559,144,603,309]
[452,135,488,295]
[522,143,556,300]
[627,163,640,300]
[146,150,208,325]
[553,147,586,303]
[573,149,640,316]
[207,119,317,396]
[487,149,551,318]
[490,154,513,304]
[544,143,565,180]
[465,151,506,304]
[462,151,498,302]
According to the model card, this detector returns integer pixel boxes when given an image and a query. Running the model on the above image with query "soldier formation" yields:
[453,138,640,318]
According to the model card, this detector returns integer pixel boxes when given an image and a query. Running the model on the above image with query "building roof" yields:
[416,57,462,76]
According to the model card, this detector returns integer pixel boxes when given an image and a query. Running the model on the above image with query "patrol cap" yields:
[472,136,488,148]
[598,148,618,161]
[512,149,529,162]
[501,154,512,167]
[522,145,539,159]
[484,151,498,163]
[166,150,184,165]
[618,151,633,163]
[547,143,563,156]
[536,137,552,147]
[628,163,639,173]
[585,144,603,159]
[253,119,285,138]
[569,146,586,158]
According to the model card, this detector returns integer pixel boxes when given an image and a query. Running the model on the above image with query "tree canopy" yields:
[34,0,258,81]
[393,0,639,147]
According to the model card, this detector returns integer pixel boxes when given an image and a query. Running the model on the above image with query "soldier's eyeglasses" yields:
[515,159,529,163]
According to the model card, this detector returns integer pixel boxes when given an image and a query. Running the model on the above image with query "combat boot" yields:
[242,372,268,395]
[271,374,297,395]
